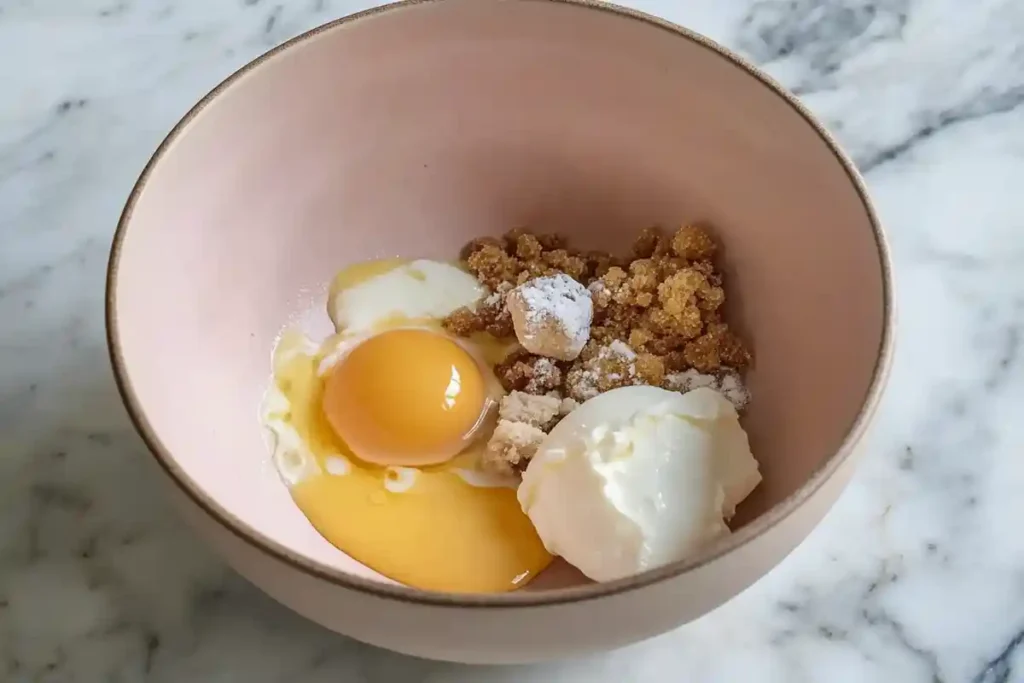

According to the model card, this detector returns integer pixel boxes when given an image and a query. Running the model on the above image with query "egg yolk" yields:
[290,462,551,593]
[322,328,487,466]
[269,330,552,593]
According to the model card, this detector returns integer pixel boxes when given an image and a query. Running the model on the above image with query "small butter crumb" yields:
[483,420,547,476]
[559,397,579,415]
[499,391,562,430]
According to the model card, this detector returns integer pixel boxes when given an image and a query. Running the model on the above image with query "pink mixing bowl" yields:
[107,0,894,663]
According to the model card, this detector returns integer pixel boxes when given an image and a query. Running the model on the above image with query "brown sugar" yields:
[493,349,564,395]
[447,224,750,380]
[444,224,752,473]
[671,224,717,260]
[442,284,514,339]
[565,340,640,402]
[465,244,519,290]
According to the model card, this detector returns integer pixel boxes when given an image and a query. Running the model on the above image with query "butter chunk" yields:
[498,391,562,430]
[482,420,547,476]
[507,274,593,361]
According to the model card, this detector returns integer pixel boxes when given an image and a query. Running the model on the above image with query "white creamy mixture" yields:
[518,386,760,581]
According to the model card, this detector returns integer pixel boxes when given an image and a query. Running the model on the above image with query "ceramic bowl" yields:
[107,0,893,664]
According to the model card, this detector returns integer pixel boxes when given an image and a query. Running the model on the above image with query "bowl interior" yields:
[111,0,885,592]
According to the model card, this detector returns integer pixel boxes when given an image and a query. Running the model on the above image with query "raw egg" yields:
[323,328,488,466]
[261,259,552,593]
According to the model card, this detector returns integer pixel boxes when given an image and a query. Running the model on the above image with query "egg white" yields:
[330,259,485,334]
[260,382,323,486]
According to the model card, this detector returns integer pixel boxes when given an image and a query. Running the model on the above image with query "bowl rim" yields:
[106,0,895,609]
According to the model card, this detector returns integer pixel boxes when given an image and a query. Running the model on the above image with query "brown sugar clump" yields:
[643,306,702,342]
[514,233,544,261]
[627,327,655,351]
[658,269,705,315]
[635,353,666,386]
[698,284,726,312]
[493,348,535,392]
[582,250,617,280]
[484,310,515,338]
[680,322,751,373]
[689,258,723,286]
[542,249,588,281]
[682,332,722,373]
[441,284,514,338]
[632,226,661,258]
[671,225,717,260]
[449,225,751,416]
[718,326,752,368]
[696,322,751,371]
[625,260,660,307]
[441,306,482,336]
[480,287,516,338]
[507,274,593,361]
[460,236,504,261]
[564,340,640,402]
[466,244,519,290]
[494,349,564,394]
[537,233,566,251]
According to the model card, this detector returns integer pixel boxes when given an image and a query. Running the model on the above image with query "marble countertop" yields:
[3,0,1023,680]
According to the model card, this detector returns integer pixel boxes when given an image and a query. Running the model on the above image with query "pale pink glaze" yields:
[108,0,892,663]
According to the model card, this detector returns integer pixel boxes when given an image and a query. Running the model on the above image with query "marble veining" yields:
[2,0,1024,681]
